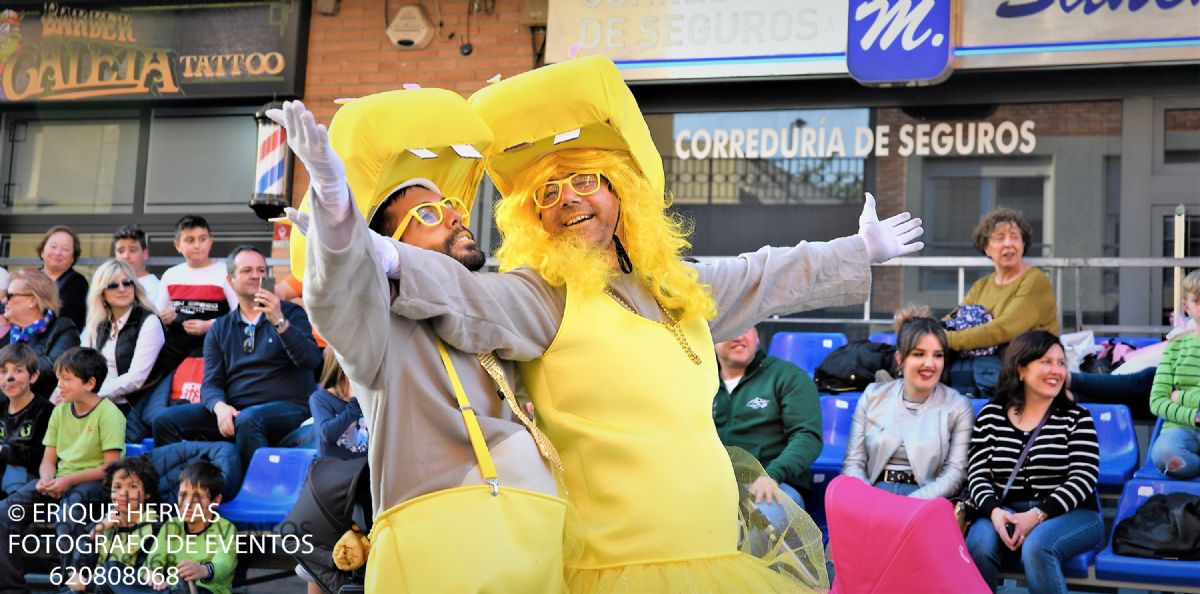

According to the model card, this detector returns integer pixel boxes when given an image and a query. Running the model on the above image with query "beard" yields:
[445,228,486,271]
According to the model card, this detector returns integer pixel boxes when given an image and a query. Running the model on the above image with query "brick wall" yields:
[291,0,536,201]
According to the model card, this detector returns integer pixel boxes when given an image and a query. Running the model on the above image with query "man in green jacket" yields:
[713,326,823,509]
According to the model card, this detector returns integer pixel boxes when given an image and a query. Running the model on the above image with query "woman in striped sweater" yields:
[964,330,1103,594]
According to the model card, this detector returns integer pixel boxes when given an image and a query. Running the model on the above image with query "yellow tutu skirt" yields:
[562,448,829,594]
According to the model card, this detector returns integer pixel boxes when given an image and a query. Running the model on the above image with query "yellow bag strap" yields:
[434,337,499,495]
[475,351,564,472]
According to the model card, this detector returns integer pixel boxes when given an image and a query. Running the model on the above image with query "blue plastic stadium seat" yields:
[1079,403,1139,495]
[969,398,989,416]
[868,332,896,345]
[808,394,860,532]
[218,448,316,529]
[1095,479,1200,586]
[124,438,155,458]
[1134,418,1200,482]
[767,332,848,376]
[810,394,861,476]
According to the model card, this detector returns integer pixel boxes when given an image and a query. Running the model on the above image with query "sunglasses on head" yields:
[391,197,470,240]
[105,279,136,291]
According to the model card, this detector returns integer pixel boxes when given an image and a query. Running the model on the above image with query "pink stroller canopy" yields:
[827,475,988,594]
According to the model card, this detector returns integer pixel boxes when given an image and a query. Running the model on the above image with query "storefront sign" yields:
[546,0,847,81]
[673,121,1037,160]
[0,1,308,102]
[847,0,955,86]
[546,0,1199,82]
[960,0,1200,69]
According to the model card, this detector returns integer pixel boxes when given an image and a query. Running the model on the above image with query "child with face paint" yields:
[0,343,53,497]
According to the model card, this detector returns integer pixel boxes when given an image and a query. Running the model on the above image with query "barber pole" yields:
[249,101,291,220]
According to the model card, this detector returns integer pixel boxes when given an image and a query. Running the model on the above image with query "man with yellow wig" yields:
[276,56,922,592]
[267,90,568,593]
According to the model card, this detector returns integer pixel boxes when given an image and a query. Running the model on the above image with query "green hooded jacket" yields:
[713,349,823,493]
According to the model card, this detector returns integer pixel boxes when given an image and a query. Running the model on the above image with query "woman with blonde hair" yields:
[2,269,80,398]
[80,260,165,424]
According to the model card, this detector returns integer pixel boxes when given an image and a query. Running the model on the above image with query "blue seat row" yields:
[218,447,316,529]
[767,331,847,376]
[1093,478,1200,586]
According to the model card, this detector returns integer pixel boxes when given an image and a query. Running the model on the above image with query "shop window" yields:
[144,115,258,213]
[1164,108,1200,165]
[920,159,1049,292]
[1,118,139,214]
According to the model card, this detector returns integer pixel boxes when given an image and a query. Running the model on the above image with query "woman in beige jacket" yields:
[842,314,975,499]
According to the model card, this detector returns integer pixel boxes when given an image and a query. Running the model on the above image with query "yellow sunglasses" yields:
[533,172,603,209]
[391,197,470,240]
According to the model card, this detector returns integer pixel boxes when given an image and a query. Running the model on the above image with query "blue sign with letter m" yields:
[848,0,955,86]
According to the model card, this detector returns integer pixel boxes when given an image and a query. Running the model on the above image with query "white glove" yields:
[265,100,350,223]
[857,192,924,264]
[285,207,401,277]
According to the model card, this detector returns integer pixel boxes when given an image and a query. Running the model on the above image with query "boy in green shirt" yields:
[0,347,126,591]
[146,460,236,594]
[1149,269,1200,479]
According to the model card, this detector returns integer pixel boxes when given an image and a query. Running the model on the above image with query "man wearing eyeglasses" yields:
[152,245,322,471]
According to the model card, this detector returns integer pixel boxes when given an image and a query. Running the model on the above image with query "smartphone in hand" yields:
[1005,522,1015,538]
[257,277,275,308]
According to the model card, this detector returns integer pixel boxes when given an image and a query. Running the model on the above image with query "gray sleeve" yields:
[911,395,975,500]
[303,188,392,391]
[695,235,873,342]
[841,385,874,484]
[388,242,564,362]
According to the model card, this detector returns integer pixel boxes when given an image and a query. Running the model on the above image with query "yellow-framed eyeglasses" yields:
[392,197,470,240]
[533,172,603,209]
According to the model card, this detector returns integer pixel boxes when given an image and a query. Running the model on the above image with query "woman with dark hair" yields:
[946,208,1059,398]
[842,308,974,498]
[2,269,81,398]
[964,330,1102,594]
[37,225,89,330]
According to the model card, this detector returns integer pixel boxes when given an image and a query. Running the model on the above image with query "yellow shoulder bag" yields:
[365,339,569,593]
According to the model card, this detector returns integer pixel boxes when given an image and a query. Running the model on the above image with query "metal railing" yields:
[3,255,1193,337]
[715,255,1198,337]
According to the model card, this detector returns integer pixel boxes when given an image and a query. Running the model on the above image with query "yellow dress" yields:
[518,286,815,593]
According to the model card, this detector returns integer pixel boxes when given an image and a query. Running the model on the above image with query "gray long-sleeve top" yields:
[381,234,874,361]
[303,191,552,517]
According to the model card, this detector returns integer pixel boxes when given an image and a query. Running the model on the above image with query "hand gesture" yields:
[264,101,346,195]
[182,319,211,336]
[176,560,209,582]
[253,288,284,329]
[857,192,924,264]
[214,402,239,438]
[989,507,1021,551]
[748,476,784,505]
[1008,508,1041,549]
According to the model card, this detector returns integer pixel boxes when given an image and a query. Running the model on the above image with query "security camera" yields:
[460,43,474,56]
[386,4,434,50]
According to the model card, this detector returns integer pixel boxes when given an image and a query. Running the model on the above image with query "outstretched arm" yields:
[698,193,922,342]
[268,100,561,362]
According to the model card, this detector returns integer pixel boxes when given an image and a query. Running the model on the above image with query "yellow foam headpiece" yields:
[468,55,663,199]
[289,88,494,280]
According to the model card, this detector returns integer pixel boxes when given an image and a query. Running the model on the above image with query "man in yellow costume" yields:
[276,56,923,592]
[268,89,568,593]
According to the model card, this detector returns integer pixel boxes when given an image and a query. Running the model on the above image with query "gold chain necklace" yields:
[603,287,702,365]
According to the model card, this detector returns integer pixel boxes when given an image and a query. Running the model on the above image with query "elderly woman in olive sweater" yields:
[946,208,1058,397]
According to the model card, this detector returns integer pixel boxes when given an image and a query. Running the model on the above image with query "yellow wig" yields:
[495,148,716,322]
